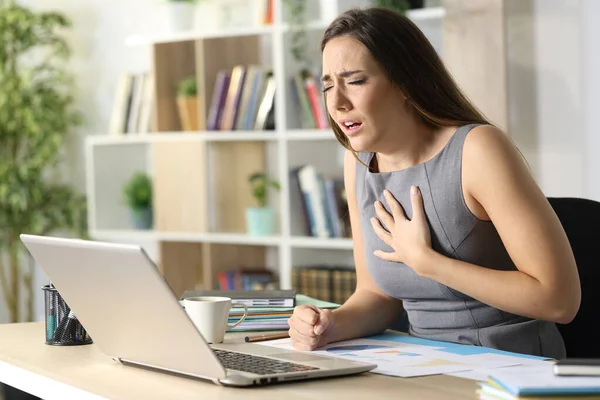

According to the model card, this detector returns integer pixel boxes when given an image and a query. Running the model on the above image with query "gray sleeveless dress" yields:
[356,124,566,359]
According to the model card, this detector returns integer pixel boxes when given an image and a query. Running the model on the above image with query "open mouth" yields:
[341,121,363,135]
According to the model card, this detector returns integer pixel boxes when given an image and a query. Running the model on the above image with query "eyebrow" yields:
[321,70,364,83]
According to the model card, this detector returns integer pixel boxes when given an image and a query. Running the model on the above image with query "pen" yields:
[46,304,56,341]
[244,332,290,343]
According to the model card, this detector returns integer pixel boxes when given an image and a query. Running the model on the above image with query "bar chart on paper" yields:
[258,333,551,378]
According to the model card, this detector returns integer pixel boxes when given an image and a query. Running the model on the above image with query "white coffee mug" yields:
[183,296,249,344]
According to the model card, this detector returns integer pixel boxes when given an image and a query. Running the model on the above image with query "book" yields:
[182,289,296,307]
[554,359,600,377]
[478,380,600,400]
[178,294,339,332]
[482,364,600,398]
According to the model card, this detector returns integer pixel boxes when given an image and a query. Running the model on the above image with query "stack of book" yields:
[181,290,339,332]
[290,164,350,239]
[289,69,329,130]
[214,269,274,291]
[226,294,339,332]
[109,71,154,135]
[207,65,275,132]
[292,265,356,305]
[478,364,600,399]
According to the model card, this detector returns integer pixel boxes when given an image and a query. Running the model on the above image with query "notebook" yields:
[483,364,600,397]
[182,289,296,307]
[554,359,600,377]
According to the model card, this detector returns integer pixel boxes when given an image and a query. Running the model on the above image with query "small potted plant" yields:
[166,0,199,32]
[176,75,201,131]
[123,171,153,230]
[246,172,280,236]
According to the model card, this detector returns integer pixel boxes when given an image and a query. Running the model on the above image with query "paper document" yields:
[258,332,550,378]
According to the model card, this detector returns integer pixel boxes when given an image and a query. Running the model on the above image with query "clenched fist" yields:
[287,305,334,351]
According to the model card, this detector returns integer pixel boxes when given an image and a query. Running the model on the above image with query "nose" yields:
[327,86,352,113]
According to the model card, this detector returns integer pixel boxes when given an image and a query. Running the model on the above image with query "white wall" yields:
[507,0,600,200]
[581,0,600,201]
[532,0,584,197]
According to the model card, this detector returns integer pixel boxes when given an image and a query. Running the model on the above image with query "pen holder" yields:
[42,284,92,346]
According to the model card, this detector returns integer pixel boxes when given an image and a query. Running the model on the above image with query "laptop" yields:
[20,234,376,387]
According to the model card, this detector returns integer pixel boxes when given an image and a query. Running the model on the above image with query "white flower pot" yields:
[167,2,195,32]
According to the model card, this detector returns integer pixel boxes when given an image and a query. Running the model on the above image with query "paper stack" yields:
[478,364,600,399]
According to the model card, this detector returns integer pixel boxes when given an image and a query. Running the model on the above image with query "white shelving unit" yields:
[85,1,445,294]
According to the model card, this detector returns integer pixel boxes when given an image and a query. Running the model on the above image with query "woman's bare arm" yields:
[418,125,580,324]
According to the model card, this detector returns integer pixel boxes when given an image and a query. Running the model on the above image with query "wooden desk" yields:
[0,322,478,400]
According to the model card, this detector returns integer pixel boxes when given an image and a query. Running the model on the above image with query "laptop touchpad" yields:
[270,352,333,363]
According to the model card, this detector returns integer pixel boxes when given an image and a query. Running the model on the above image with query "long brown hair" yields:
[321,7,491,152]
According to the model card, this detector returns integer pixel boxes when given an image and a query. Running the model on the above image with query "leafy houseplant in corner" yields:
[246,173,280,236]
[176,75,201,131]
[123,172,153,230]
[0,3,87,322]
[166,0,199,32]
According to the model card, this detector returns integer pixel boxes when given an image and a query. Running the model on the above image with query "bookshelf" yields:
[84,1,446,297]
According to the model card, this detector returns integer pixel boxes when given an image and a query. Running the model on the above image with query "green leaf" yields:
[122,172,152,210]
[0,3,88,245]
[177,75,198,97]
[248,172,280,207]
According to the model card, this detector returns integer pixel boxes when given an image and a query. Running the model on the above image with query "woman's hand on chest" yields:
[370,186,436,276]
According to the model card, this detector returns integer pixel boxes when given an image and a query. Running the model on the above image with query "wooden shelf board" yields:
[90,230,354,250]
[87,131,279,146]
[125,18,337,46]
[284,129,336,141]
[126,25,276,46]
[90,229,282,246]
[289,236,353,250]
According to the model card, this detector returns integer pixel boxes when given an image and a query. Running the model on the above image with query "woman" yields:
[287,7,580,359]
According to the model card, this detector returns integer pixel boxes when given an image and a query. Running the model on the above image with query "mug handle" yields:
[227,303,249,329]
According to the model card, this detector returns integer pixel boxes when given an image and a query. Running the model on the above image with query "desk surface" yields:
[0,322,478,400]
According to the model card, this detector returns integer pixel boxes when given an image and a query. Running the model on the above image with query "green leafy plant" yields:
[374,0,412,14]
[248,173,280,208]
[122,172,152,211]
[0,3,87,322]
[177,75,198,97]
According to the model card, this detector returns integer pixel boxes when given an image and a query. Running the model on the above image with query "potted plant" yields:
[0,4,87,323]
[166,0,199,32]
[176,75,201,131]
[123,172,153,230]
[246,172,280,236]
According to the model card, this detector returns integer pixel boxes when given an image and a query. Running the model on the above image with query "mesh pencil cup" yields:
[42,284,92,346]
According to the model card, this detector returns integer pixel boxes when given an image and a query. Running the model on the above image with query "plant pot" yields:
[167,2,195,32]
[176,96,202,131]
[131,207,153,230]
[246,207,275,236]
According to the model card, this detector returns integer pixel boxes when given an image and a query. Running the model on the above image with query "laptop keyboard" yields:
[213,349,320,375]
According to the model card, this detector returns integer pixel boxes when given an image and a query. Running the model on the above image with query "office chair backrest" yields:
[547,197,600,358]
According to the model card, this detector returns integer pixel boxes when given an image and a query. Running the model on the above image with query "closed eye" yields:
[322,79,365,93]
